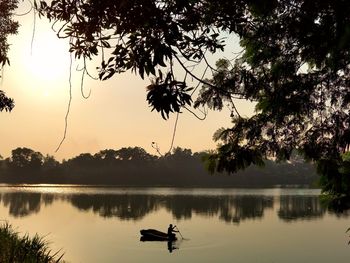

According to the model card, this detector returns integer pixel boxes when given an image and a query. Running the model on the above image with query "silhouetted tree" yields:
[42,154,62,176]
[94,149,118,163]
[0,0,18,66]
[10,147,44,170]
[43,155,59,168]
[66,153,96,168]
[0,0,18,112]
[115,147,156,161]
[0,145,318,186]
[169,147,193,160]
[0,154,4,172]
[33,0,350,196]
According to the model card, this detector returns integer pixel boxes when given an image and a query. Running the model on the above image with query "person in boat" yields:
[167,224,179,239]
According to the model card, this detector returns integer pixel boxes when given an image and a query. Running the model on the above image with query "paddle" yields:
[175,226,189,240]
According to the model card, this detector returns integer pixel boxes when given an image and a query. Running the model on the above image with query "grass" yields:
[0,223,64,263]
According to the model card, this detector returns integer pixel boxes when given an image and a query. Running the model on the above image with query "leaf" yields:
[101,40,111,48]
[139,66,145,79]
[101,69,115,80]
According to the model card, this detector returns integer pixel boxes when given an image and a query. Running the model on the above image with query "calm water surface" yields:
[0,186,349,263]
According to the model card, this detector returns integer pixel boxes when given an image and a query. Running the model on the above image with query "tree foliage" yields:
[10,147,44,170]
[195,0,350,196]
[0,0,18,112]
[8,0,349,196]
[35,0,224,118]
[0,90,14,112]
[0,146,318,187]
[0,0,18,67]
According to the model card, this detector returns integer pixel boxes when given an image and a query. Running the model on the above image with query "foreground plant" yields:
[0,223,64,263]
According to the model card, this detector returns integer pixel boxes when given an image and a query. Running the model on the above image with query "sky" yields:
[0,1,254,161]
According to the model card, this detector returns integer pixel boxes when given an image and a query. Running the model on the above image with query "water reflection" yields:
[2,192,42,217]
[167,241,175,253]
[70,194,159,220]
[322,196,350,217]
[218,196,273,223]
[160,195,272,223]
[0,191,348,222]
[278,196,325,221]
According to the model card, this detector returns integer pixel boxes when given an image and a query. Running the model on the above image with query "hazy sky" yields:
[0,2,254,160]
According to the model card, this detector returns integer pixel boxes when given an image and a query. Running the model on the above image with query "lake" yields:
[0,186,349,263]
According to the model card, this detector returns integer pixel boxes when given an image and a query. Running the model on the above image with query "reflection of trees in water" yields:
[69,194,160,220]
[163,195,273,223]
[0,192,55,217]
[219,196,273,223]
[70,194,275,222]
[1,193,41,217]
[278,196,326,221]
[1,192,275,222]
[322,196,350,218]
[41,194,55,206]
[64,194,349,221]
[0,192,348,221]
[164,195,221,220]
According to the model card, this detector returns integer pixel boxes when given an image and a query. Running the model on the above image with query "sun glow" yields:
[26,34,70,82]
[10,27,73,99]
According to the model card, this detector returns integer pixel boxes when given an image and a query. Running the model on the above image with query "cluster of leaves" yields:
[0,0,18,112]
[146,71,192,119]
[0,90,14,112]
[36,0,224,118]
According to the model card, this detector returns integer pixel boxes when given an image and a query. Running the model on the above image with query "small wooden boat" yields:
[140,229,177,241]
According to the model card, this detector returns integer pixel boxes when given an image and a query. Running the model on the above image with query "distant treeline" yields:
[0,147,318,187]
